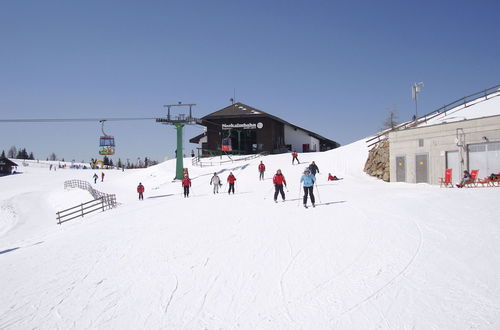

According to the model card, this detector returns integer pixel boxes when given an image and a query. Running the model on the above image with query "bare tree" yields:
[7,146,17,158]
[382,106,399,130]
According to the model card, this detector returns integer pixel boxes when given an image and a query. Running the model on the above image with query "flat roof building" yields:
[190,102,339,155]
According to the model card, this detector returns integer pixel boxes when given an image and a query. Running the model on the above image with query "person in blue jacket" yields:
[300,168,316,208]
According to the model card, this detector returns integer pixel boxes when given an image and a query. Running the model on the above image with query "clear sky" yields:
[1,0,499,163]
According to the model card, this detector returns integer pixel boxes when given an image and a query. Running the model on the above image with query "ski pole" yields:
[314,182,322,204]
[297,184,302,207]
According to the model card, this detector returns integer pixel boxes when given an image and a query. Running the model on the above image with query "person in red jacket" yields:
[182,174,191,198]
[273,169,287,202]
[292,150,300,164]
[258,161,266,180]
[227,172,236,194]
[137,182,145,200]
[328,173,339,181]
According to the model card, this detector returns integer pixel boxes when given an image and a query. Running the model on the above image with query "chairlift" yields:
[99,120,115,155]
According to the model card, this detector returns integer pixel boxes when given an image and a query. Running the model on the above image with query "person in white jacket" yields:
[210,173,221,194]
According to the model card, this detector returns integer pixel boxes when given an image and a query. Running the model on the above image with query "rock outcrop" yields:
[364,140,390,182]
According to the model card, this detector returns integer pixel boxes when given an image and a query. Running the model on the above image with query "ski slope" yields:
[1,139,500,329]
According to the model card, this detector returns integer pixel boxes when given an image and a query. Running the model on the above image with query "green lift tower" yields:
[156,102,198,180]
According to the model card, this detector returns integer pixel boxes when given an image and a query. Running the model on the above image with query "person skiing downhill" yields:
[101,172,105,182]
[258,161,266,180]
[137,182,145,200]
[182,174,191,197]
[292,150,300,165]
[227,172,236,194]
[93,173,98,184]
[210,172,221,194]
[308,161,320,176]
[272,169,287,202]
[300,168,316,208]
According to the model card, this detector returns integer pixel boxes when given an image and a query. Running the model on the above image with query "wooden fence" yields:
[57,180,117,224]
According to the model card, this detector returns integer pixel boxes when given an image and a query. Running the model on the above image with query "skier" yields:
[328,173,339,181]
[258,161,266,180]
[182,174,191,198]
[227,172,236,194]
[272,169,287,202]
[292,150,300,165]
[308,161,320,176]
[300,168,316,208]
[101,172,105,182]
[137,182,145,200]
[93,173,98,184]
[210,172,221,194]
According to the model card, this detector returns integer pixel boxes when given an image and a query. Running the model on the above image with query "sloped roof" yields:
[203,103,266,118]
[202,102,339,145]
[0,157,18,167]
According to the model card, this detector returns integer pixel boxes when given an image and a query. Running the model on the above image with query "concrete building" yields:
[190,102,339,155]
[389,114,500,185]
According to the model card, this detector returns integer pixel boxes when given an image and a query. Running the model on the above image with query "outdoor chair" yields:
[464,169,479,187]
[439,169,453,188]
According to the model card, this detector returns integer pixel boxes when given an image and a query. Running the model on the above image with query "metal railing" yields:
[192,151,269,167]
[57,180,117,224]
[366,84,500,147]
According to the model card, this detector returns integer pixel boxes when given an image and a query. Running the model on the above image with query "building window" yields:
[418,139,424,147]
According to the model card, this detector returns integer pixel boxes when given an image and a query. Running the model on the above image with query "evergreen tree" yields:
[49,152,57,161]
[103,156,110,166]
[1,150,5,158]
[29,152,34,160]
[109,159,114,167]
[117,158,122,169]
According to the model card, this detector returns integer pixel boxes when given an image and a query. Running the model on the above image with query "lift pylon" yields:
[156,102,198,180]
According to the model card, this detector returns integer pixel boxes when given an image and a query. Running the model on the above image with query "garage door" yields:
[468,141,500,177]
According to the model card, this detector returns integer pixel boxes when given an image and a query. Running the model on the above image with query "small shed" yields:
[0,157,18,176]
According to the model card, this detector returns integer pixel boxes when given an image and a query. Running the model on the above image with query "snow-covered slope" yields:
[1,140,500,329]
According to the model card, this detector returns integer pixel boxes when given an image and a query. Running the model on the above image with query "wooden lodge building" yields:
[0,157,18,176]
[190,103,340,155]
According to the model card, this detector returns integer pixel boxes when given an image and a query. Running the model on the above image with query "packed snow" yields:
[1,139,500,329]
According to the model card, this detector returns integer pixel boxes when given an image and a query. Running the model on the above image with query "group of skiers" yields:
[92,172,105,184]
[134,151,340,208]
[260,159,323,207]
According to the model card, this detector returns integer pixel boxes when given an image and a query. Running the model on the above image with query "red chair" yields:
[439,169,453,188]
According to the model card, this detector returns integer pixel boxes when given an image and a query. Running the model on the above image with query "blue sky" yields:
[1,0,499,163]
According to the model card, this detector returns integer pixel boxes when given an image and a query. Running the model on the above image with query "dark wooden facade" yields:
[191,102,339,154]
[0,157,18,175]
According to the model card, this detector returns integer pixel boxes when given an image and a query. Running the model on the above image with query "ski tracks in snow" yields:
[280,237,302,326]
[335,213,424,323]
